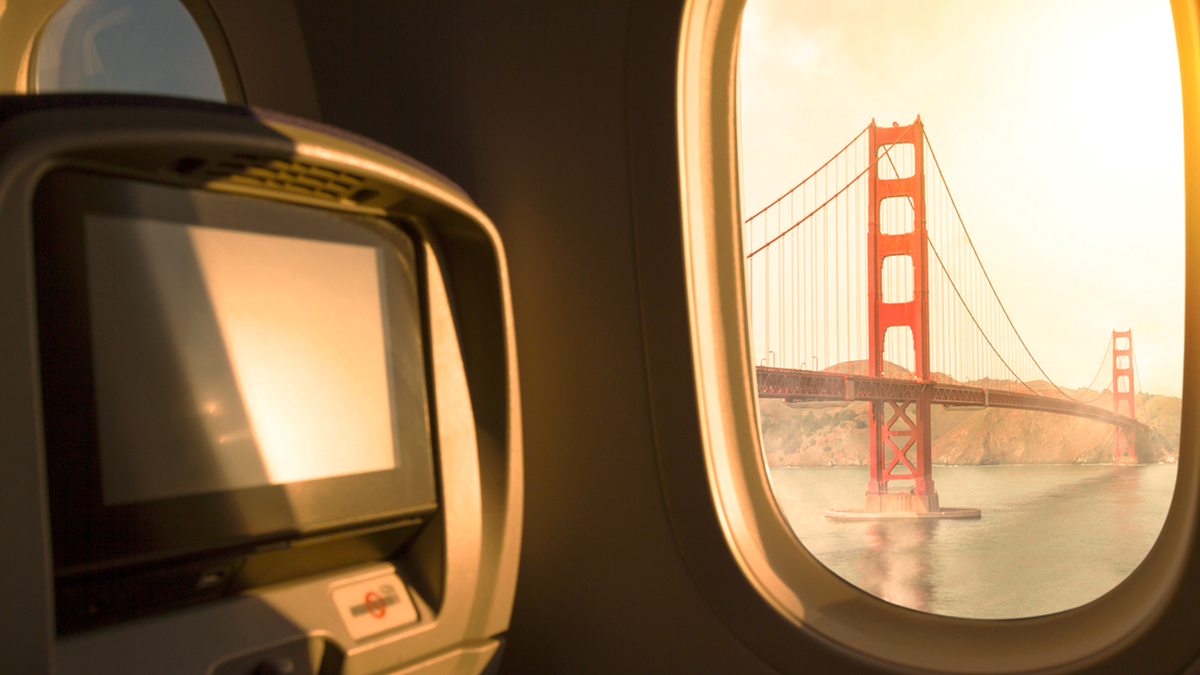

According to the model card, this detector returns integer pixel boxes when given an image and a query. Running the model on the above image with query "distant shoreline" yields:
[768,461,1179,468]
[758,397,1181,467]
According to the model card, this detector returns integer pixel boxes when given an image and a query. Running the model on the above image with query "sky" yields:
[738,0,1185,396]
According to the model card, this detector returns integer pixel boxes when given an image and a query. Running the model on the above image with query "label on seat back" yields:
[330,572,418,640]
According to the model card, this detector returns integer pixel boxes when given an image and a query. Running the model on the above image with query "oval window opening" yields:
[741,0,1183,619]
[34,0,226,102]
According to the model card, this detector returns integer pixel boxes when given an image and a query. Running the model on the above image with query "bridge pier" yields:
[864,492,939,514]
[865,395,936,509]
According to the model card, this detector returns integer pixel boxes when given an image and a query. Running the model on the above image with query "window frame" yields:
[647,0,1200,671]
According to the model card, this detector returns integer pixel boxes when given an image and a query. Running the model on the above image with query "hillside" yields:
[760,390,1179,468]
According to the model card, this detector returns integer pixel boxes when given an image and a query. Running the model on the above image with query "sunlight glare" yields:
[190,226,398,485]
[1054,5,1181,183]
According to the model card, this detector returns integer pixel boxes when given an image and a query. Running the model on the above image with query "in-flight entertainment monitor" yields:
[34,167,437,633]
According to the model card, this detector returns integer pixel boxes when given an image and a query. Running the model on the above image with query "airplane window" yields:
[34,0,226,102]
[739,0,1183,618]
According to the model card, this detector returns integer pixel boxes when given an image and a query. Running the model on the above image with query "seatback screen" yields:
[84,217,400,504]
[37,169,437,575]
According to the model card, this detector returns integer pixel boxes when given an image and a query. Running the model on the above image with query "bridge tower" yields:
[865,117,939,513]
[1112,330,1138,463]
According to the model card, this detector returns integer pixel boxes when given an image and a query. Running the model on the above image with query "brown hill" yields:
[760,389,1178,468]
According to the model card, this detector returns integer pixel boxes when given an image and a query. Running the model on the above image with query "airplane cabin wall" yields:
[201,1,1200,673]
[286,0,786,672]
[205,0,321,117]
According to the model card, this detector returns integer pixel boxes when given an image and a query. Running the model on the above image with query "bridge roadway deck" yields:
[756,366,1144,430]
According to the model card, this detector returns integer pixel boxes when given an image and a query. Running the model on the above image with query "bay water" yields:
[768,464,1178,618]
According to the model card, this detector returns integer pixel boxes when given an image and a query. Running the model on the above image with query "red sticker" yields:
[364,590,387,619]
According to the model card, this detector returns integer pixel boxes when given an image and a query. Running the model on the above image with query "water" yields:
[768,464,1178,618]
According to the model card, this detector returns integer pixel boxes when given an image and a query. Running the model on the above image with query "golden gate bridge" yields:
[746,117,1148,518]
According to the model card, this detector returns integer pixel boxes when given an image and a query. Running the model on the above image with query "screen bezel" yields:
[35,169,437,574]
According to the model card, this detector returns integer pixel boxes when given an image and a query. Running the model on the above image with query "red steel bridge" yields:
[745,117,1147,514]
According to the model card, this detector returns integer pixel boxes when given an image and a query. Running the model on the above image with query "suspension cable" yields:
[923,128,1076,400]
[926,239,1037,393]
[743,125,869,222]
[1072,335,1114,404]
[747,125,914,259]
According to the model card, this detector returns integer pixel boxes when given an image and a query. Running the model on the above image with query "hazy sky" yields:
[738,0,1184,396]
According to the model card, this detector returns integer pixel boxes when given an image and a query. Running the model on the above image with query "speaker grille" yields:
[177,153,372,203]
